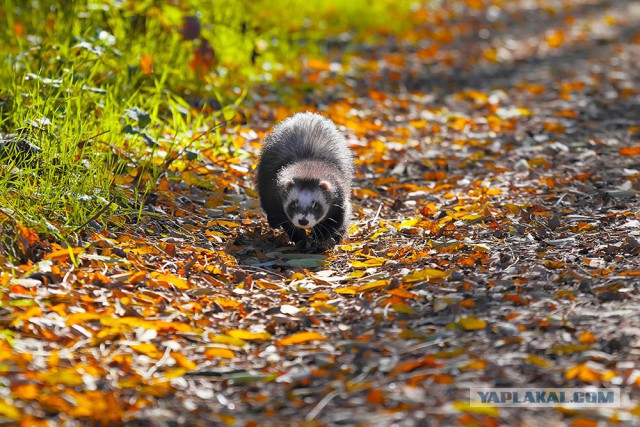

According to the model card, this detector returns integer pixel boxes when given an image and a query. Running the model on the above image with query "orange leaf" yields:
[619,270,640,276]
[306,58,331,71]
[276,331,328,346]
[432,373,454,384]
[572,418,598,427]
[392,356,439,374]
[12,306,43,325]
[12,383,39,400]
[204,347,236,359]
[140,53,154,75]
[546,29,565,48]
[620,146,640,156]
[566,363,615,382]
[464,0,484,10]
[386,288,422,299]
[44,247,83,261]
[578,331,597,344]
[13,22,25,38]
[66,312,102,326]
[127,270,147,284]
[366,388,385,405]
[150,272,191,290]
[214,297,244,311]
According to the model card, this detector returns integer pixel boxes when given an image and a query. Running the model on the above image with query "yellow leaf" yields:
[409,120,428,129]
[403,268,448,283]
[334,286,357,295]
[433,347,466,359]
[11,306,43,326]
[131,343,163,359]
[356,280,390,292]
[505,203,521,215]
[208,334,247,347]
[550,344,590,355]
[311,301,338,313]
[462,360,487,371]
[397,217,420,229]
[101,316,193,333]
[66,312,103,326]
[0,400,21,421]
[454,401,499,416]
[276,331,328,346]
[392,303,414,314]
[164,368,187,380]
[204,347,236,359]
[171,352,197,370]
[42,368,84,386]
[483,48,498,62]
[460,214,483,221]
[226,330,272,342]
[219,413,237,426]
[150,272,191,290]
[350,257,387,268]
[206,219,241,228]
[525,355,551,367]
[458,317,487,330]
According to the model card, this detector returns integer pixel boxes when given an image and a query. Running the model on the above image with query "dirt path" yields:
[4,0,639,425]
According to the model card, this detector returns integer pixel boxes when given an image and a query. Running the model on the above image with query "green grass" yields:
[0,0,416,259]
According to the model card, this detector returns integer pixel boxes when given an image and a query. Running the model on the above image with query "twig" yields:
[306,389,339,421]
[371,203,383,226]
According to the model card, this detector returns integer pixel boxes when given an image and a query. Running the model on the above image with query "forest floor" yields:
[3,0,640,425]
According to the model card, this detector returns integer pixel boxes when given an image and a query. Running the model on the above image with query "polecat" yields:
[256,112,354,245]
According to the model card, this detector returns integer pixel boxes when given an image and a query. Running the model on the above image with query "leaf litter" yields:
[2,0,640,425]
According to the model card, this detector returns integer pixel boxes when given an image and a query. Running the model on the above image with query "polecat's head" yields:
[281,179,332,229]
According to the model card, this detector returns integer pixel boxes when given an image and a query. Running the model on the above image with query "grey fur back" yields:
[258,112,353,182]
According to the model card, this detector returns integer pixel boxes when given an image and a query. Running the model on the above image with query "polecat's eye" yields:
[290,201,298,210]
[311,202,322,212]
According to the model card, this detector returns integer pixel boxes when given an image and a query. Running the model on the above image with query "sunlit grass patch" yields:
[0,0,416,259]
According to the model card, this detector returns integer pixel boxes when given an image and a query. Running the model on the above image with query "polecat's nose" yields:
[298,218,309,226]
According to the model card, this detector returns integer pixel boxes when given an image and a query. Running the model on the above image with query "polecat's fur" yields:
[256,112,354,245]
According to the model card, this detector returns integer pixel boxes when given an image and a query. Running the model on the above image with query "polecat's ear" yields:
[283,180,295,191]
[319,181,332,192]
